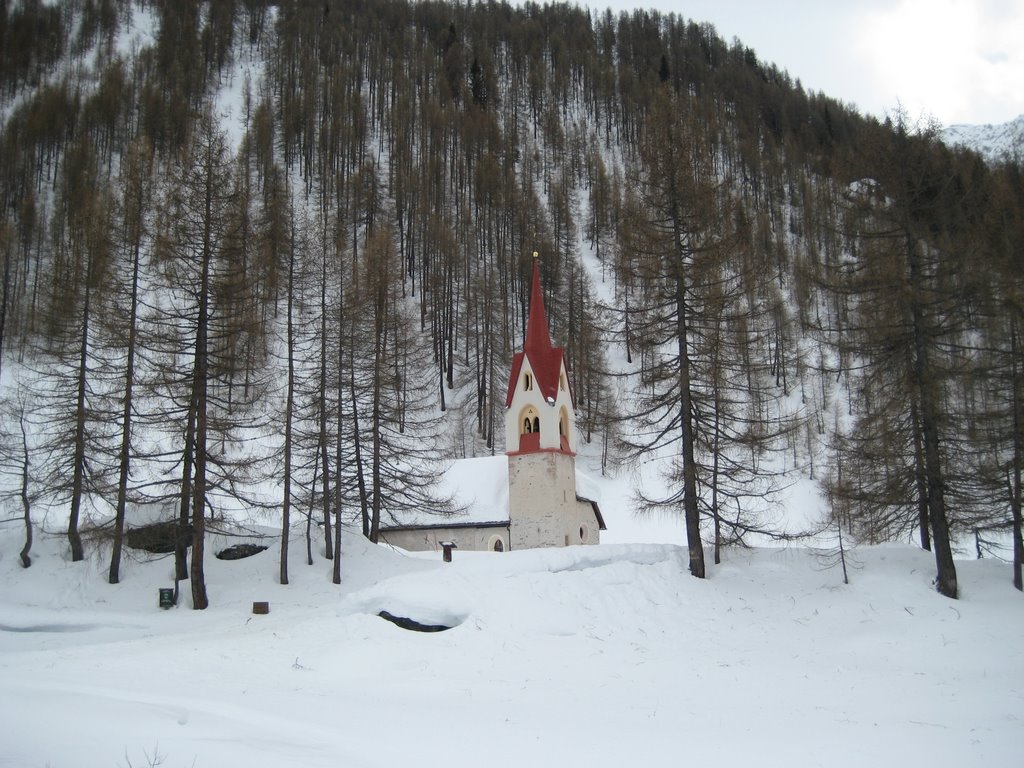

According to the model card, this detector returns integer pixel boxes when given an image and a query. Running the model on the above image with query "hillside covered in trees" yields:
[1,0,1021,603]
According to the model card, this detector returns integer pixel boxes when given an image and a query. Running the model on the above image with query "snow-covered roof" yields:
[574,468,602,505]
[380,455,511,530]
[380,456,603,532]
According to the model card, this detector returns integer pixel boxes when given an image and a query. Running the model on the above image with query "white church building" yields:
[378,254,605,552]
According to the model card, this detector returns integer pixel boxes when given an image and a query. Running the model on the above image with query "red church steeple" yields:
[524,254,553,360]
[505,254,568,409]
[505,253,575,456]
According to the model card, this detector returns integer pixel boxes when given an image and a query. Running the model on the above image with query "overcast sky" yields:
[587,0,1024,127]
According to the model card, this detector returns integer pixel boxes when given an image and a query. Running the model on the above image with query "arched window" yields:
[523,372,533,391]
[520,407,540,436]
[558,407,571,448]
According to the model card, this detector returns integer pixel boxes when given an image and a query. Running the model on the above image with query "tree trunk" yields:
[676,273,705,579]
[1011,321,1023,591]
[189,152,215,611]
[18,412,32,568]
[305,449,317,566]
[0,232,11,382]
[350,336,369,538]
[332,493,343,585]
[910,400,932,552]
[280,223,295,586]
[369,318,384,543]
[1012,484,1023,592]
[907,236,956,598]
[176,402,195,583]
[109,214,142,584]
[318,227,333,560]
[68,257,92,563]
[712,384,722,566]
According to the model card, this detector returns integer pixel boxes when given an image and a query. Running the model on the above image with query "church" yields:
[378,253,605,552]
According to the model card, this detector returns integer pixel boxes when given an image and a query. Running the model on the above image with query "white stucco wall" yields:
[505,357,576,454]
[379,524,510,553]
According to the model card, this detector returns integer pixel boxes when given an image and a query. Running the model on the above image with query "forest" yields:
[0,0,1021,605]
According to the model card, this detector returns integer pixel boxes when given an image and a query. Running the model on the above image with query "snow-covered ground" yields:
[1,519,1020,768]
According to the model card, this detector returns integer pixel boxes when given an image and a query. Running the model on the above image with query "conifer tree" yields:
[153,108,252,608]
[107,137,153,584]
[618,88,729,579]
[825,120,966,598]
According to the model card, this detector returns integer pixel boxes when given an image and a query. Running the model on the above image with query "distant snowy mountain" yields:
[941,114,1024,164]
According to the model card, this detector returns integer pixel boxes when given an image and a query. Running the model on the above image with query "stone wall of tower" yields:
[508,452,599,549]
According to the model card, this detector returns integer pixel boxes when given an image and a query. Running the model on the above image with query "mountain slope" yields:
[0,0,1021,596]
[941,114,1024,164]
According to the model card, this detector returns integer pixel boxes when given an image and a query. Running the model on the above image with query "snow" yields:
[941,114,1024,164]
[406,454,510,527]
[1,520,1021,768]
[574,466,602,504]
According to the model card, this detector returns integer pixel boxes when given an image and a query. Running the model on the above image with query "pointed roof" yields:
[505,255,569,408]
[524,255,553,359]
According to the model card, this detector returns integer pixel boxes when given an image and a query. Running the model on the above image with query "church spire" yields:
[524,252,553,359]
[505,250,576,455]
[505,250,569,413]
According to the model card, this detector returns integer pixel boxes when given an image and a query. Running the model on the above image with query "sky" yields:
[588,0,1024,127]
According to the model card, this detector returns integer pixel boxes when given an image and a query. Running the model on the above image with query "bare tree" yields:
[107,137,153,584]
[825,119,966,598]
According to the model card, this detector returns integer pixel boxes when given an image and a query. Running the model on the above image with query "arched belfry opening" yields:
[518,406,540,451]
[520,406,540,434]
[558,406,572,452]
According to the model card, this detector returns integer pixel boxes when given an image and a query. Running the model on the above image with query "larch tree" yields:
[0,397,35,568]
[969,161,1024,589]
[153,109,242,609]
[107,137,153,584]
[825,119,966,599]
[27,138,116,563]
[346,224,460,542]
[617,87,732,579]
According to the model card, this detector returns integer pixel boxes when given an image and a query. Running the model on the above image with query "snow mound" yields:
[1,523,1021,768]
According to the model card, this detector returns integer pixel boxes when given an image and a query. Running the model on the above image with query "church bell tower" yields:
[504,253,598,548]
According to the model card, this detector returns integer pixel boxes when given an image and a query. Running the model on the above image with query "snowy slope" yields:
[1,525,1020,768]
[941,114,1024,163]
